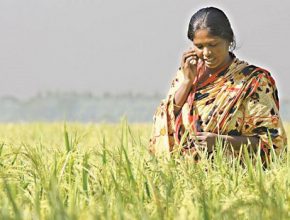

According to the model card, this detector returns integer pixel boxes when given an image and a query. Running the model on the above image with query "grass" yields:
[0,120,289,219]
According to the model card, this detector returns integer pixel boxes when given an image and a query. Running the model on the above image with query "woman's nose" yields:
[203,47,211,57]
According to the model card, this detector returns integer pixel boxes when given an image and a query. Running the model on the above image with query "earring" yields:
[229,42,234,52]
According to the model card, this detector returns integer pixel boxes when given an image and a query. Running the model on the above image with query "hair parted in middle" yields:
[187,7,236,51]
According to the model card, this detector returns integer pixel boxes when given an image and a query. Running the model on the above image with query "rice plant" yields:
[0,121,289,219]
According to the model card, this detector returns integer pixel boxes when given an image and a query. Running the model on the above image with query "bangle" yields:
[173,103,182,108]
[173,97,183,109]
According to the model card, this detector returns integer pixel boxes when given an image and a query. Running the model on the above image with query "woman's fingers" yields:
[180,49,199,82]
[191,136,206,148]
[194,133,214,141]
[182,49,196,59]
[182,51,196,57]
[189,57,198,65]
[183,54,198,67]
[184,56,195,65]
[182,51,197,63]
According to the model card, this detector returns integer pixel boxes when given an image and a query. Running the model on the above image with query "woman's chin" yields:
[205,62,218,70]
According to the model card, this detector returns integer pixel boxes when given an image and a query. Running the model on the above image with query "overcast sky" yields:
[0,0,290,100]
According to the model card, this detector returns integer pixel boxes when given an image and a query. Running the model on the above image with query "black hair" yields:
[187,7,236,50]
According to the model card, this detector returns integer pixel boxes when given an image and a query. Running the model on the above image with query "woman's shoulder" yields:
[232,57,276,85]
[234,58,280,107]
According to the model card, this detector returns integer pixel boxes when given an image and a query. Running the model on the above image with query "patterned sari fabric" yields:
[149,56,287,157]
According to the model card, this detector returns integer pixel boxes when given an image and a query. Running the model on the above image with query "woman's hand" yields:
[181,48,198,84]
[186,132,260,153]
[194,132,218,152]
[181,132,217,157]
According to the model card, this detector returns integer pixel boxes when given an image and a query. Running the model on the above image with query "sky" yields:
[0,0,290,100]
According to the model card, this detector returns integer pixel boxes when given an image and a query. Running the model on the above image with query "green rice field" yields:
[0,120,290,219]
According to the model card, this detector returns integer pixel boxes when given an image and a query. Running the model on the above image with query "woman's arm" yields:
[220,134,259,151]
[173,80,193,115]
[173,49,199,115]
[193,132,260,152]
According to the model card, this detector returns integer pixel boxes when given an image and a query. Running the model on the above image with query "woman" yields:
[149,7,287,158]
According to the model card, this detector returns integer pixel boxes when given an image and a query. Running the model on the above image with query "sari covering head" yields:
[149,56,287,156]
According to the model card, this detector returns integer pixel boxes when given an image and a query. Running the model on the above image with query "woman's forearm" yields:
[220,135,260,151]
[173,80,193,115]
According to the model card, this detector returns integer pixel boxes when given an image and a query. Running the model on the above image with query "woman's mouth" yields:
[204,57,215,65]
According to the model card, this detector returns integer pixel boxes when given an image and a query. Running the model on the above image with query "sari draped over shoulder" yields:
[149,57,287,156]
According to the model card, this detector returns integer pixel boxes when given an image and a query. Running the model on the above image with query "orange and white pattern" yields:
[149,57,287,157]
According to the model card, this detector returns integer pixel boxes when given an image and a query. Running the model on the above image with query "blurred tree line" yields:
[0,92,289,123]
[0,92,163,122]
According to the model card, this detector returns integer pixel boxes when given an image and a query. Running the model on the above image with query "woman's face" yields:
[193,29,231,70]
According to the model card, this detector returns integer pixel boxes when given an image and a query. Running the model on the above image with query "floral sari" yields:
[149,56,287,157]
